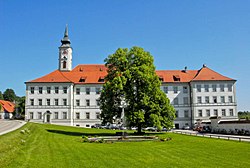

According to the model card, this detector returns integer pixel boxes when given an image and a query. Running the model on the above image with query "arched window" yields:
[63,61,67,68]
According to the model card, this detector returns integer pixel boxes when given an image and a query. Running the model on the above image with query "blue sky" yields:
[1,0,250,111]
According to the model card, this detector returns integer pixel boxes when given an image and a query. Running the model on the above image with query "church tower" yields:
[59,25,72,71]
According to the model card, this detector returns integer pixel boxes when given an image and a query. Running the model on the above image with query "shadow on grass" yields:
[46,129,165,137]
[46,129,116,137]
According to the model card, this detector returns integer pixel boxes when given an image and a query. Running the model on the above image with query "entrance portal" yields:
[46,114,50,123]
[44,111,51,123]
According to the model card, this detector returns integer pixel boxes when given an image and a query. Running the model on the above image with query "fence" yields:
[173,130,250,142]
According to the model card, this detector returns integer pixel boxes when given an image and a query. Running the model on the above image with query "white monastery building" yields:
[25,27,237,129]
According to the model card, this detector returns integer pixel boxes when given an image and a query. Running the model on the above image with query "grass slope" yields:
[0,123,249,168]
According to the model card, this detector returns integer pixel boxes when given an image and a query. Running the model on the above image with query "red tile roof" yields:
[0,100,15,113]
[26,64,235,84]
[192,66,234,81]
[156,70,198,83]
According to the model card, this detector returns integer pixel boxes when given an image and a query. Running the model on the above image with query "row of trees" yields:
[0,89,25,116]
[238,111,250,120]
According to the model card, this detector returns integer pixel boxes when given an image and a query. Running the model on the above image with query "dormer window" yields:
[173,75,180,81]
[98,76,105,82]
[159,76,164,82]
[79,77,86,82]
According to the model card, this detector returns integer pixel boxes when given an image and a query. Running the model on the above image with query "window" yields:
[184,110,189,118]
[206,110,210,117]
[163,86,168,94]
[228,84,232,92]
[86,112,90,119]
[222,109,226,116]
[197,97,202,103]
[198,110,202,117]
[183,86,188,93]
[63,61,66,69]
[214,109,218,116]
[79,77,86,82]
[228,96,233,103]
[213,96,217,103]
[96,99,100,106]
[86,87,90,95]
[95,88,101,94]
[229,109,234,116]
[197,85,201,92]
[175,110,179,118]
[204,85,209,92]
[30,87,35,94]
[38,112,42,119]
[76,88,80,95]
[63,99,67,106]
[39,87,43,94]
[76,112,80,119]
[30,112,34,119]
[220,96,225,103]
[54,112,58,119]
[183,97,188,105]
[86,99,90,106]
[55,87,59,94]
[212,84,217,92]
[54,99,59,106]
[205,96,209,103]
[63,112,67,119]
[173,86,178,93]
[46,99,50,106]
[63,87,67,94]
[30,99,34,106]
[173,98,178,105]
[38,99,42,106]
[96,112,100,119]
[220,84,224,92]
[98,77,105,82]
[76,99,80,106]
[47,87,51,94]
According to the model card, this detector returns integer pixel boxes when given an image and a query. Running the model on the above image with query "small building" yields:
[0,100,15,119]
[210,116,250,134]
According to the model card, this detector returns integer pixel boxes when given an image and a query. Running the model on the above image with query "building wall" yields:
[191,81,237,125]
[25,81,237,128]
[161,83,191,129]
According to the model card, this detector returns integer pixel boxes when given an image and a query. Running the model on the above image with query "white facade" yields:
[25,83,102,127]
[25,80,237,128]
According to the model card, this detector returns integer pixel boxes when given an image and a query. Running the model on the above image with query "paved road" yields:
[0,120,26,136]
[172,129,250,142]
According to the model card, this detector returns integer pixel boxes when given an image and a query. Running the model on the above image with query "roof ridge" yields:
[59,71,73,83]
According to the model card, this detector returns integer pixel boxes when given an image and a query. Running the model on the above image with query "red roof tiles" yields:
[192,66,234,81]
[26,64,235,84]
[0,100,15,113]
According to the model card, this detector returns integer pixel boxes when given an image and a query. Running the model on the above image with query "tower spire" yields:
[61,24,71,46]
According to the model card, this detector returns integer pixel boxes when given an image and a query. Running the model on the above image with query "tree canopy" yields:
[3,88,17,102]
[100,47,175,132]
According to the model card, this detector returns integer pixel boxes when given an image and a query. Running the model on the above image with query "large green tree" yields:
[3,88,17,102]
[100,47,175,133]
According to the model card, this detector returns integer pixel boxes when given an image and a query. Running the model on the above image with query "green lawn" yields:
[0,122,249,168]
